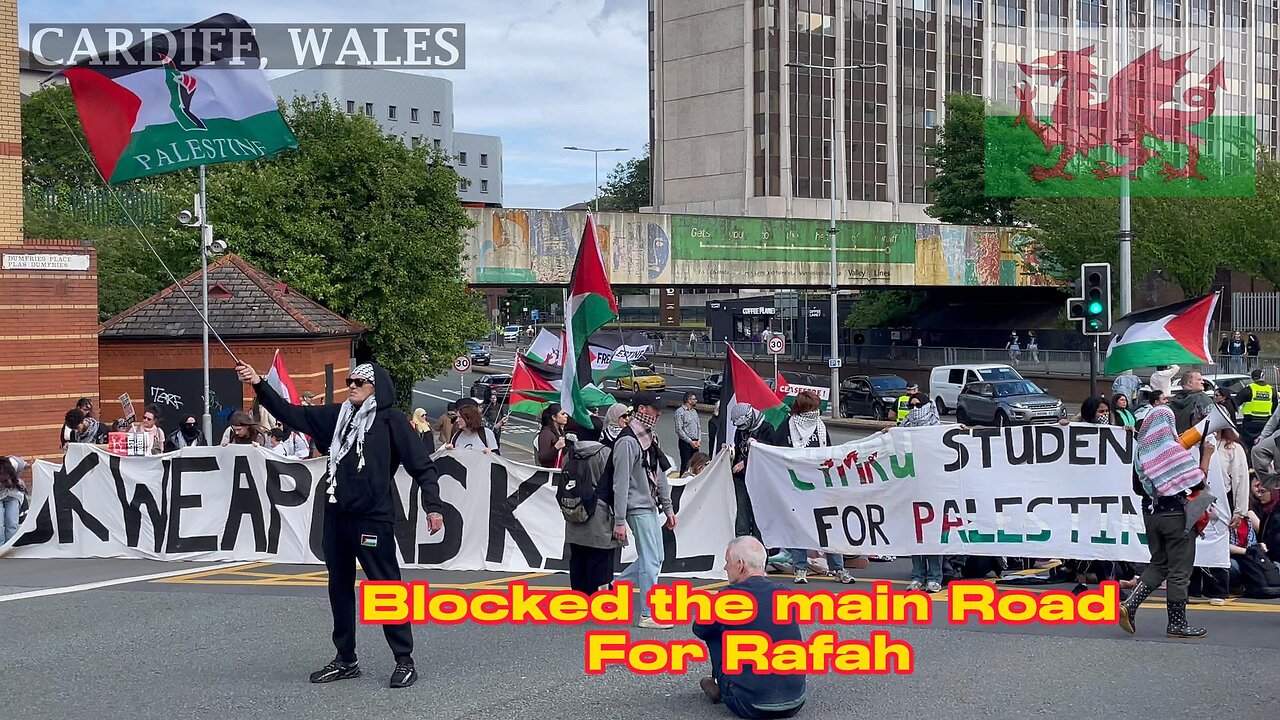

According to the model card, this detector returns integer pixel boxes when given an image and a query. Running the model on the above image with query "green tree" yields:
[593,146,650,212]
[844,291,926,329]
[925,94,1020,226]
[209,97,487,405]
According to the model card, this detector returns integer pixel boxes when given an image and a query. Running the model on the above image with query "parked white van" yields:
[929,364,1024,414]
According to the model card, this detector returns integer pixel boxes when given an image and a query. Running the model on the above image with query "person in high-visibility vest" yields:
[1236,368,1277,448]
[897,383,920,423]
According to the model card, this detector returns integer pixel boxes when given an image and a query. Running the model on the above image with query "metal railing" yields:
[1232,292,1280,331]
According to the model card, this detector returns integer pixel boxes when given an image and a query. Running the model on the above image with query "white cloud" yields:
[20,0,649,209]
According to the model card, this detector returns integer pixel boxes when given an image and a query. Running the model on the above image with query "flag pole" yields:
[199,164,213,442]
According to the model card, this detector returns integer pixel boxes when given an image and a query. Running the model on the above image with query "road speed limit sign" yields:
[767,335,786,355]
[453,355,472,373]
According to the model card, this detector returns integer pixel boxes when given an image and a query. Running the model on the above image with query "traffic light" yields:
[1081,263,1112,335]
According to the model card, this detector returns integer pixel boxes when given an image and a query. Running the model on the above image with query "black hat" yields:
[455,397,480,409]
[632,391,662,409]
[1253,368,1265,380]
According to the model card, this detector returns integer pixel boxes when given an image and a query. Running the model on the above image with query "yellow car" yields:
[617,363,666,391]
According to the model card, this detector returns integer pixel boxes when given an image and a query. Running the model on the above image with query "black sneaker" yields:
[390,662,418,689]
[310,657,360,684]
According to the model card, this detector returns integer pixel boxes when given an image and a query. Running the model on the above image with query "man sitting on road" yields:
[695,536,806,719]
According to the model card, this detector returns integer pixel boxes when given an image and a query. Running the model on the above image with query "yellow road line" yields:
[457,572,547,589]
[151,561,274,583]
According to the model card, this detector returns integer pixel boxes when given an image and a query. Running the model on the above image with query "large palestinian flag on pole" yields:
[1104,294,1219,374]
[713,345,789,453]
[62,14,298,184]
[560,215,619,427]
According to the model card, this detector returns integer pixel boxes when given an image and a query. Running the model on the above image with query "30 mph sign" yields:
[453,355,472,373]
[767,336,786,355]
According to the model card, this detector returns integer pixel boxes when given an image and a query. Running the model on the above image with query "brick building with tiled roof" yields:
[99,254,364,440]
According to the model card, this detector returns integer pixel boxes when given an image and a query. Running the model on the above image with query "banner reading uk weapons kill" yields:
[746,425,1229,568]
[0,445,738,579]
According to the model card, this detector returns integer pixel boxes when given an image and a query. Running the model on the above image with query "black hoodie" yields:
[253,363,442,522]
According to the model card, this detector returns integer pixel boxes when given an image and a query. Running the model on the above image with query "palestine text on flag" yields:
[713,345,789,452]
[63,14,298,184]
[560,215,619,426]
[1104,294,1219,374]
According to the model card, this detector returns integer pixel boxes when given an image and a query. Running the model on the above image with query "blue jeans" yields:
[708,638,805,719]
[911,555,943,584]
[618,511,664,620]
[1,496,20,543]
[789,549,844,572]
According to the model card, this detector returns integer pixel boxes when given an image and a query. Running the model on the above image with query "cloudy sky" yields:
[20,0,650,209]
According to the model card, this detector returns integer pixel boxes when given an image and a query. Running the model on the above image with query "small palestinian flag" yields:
[713,345,788,452]
[62,14,297,184]
[1104,294,1219,374]
[560,215,619,426]
[510,355,559,418]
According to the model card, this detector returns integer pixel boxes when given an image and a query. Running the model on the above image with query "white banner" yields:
[1,445,737,579]
[746,425,1230,567]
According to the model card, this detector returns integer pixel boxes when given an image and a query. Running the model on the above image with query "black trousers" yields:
[678,439,697,474]
[733,475,759,539]
[568,544,615,594]
[1242,418,1267,449]
[1190,566,1230,599]
[322,509,413,663]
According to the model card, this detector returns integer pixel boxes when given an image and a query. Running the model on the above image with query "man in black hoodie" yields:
[236,360,443,689]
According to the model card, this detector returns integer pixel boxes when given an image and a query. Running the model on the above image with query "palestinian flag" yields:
[62,14,297,184]
[589,331,651,383]
[713,345,789,452]
[560,215,619,426]
[1104,294,1219,374]
[511,353,618,418]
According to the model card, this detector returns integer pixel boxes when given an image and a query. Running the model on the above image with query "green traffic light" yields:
[1088,301,1104,315]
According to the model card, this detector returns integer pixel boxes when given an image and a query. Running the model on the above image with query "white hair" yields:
[726,536,767,572]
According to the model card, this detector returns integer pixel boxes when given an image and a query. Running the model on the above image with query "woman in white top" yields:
[444,403,500,454]
[130,406,166,456]
[1189,427,1249,606]
[268,424,311,460]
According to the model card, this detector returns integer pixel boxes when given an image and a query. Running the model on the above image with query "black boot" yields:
[1118,580,1155,635]
[1166,601,1207,639]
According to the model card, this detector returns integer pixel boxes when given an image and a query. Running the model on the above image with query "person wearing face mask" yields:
[237,360,444,689]
[729,403,771,540]
[611,391,676,629]
[167,415,206,451]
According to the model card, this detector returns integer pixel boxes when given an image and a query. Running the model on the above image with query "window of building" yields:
[411,136,421,149]
[364,102,373,116]
[480,153,489,167]
[481,179,489,193]
[346,100,355,114]
[432,110,442,125]
[388,105,397,120]
[411,108,420,123]
[433,138,442,150]
[458,151,468,165]
[459,178,467,192]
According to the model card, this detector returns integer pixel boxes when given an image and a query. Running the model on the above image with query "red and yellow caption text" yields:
[359,580,1119,675]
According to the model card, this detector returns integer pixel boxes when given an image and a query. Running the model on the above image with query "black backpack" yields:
[1238,545,1280,598]
[557,440,612,523]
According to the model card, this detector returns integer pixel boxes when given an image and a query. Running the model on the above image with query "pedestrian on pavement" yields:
[410,408,435,455]
[694,536,806,719]
[1120,403,1215,638]
[236,360,444,688]
[1007,332,1021,365]
[132,406,166,455]
[675,392,702,474]
[782,391,854,585]
[445,402,500,455]
[689,330,698,354]
[1027,331,1040,363]
[1248,334,1262,370]
[1150,364,1181,398]
[1169,370,1213,434]
[0,455,28,543]
[611,391,676,629]
[1112,370,1141,405]
[1218,333,1231,373]
[221,411,267,447]
[1236,369,1276,448]
[166,415,206,451]
[1228,331,1247,374]
[535,403,569,468]
[1112,394,1137,429]
[1189,427,1249,607]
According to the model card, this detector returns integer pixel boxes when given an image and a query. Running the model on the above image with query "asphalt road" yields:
[3,557,1279,719]
[412,349,884,466]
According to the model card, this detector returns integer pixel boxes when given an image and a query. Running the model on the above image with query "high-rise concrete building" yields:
[270,68,503,207]
[649,0,1279,222]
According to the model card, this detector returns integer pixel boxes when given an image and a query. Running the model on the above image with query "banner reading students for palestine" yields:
[746,425,1229,568]
[0,446,738,579]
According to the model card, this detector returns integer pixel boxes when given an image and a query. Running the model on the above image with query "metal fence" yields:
[1232,293,1280,331]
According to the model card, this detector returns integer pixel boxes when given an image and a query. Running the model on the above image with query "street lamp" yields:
[786,61,877,420]
[564,146,629,213]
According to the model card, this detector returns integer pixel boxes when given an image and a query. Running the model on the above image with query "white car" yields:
[502,324,522,342]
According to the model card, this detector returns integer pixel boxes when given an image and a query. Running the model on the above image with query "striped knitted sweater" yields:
[1136,406,1203,498]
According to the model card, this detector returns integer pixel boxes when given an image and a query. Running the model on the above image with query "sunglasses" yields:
[143,416,155,422]
[346,378,370,388]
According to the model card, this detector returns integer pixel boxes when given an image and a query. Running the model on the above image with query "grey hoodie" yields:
[611,428,673,521]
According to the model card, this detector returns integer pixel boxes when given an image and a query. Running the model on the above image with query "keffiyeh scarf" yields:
[628,416,664,508]
[902,402,940,428]
[789,411,829,448]
[1136,406,1203,498]
[326,363,378,504]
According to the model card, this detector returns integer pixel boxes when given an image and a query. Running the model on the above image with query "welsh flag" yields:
[713,345,788,452]
[62,14,298,184]
[1104,294,1219,374]
[560,216,619,426]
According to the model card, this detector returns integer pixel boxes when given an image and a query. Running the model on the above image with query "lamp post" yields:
[786,61,877,419]
[563,146,629,213]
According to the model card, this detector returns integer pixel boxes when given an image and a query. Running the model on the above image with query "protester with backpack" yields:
[536,404,569,468]
[559,408,626,594]
[444,401,500,455]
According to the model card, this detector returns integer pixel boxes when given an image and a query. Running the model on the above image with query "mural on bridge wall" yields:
[463,208,1053,287]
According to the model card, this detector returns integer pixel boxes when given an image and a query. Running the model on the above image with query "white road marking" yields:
[0,561,259,603]
[443,389,461,396]
[413,389,456,402]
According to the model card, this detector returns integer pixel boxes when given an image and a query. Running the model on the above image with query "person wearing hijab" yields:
[601,403,630,447]
[1119,404,1214,639]
[782,392,854,585]
[411,408,435,455]
[536,403,569,468]
[237,360,444,689]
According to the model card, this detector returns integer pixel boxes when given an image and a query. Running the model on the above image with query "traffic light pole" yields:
[1090,336,1099,399]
